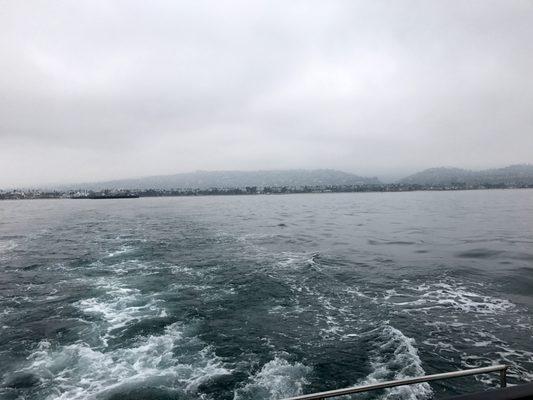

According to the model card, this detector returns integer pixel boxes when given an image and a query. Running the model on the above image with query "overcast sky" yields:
[1,0,532,187]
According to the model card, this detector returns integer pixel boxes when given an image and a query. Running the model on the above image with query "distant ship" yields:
[70,193,139,199]
[87,193,139,199]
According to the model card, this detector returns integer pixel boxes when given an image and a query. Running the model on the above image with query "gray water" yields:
[1,190,532,400]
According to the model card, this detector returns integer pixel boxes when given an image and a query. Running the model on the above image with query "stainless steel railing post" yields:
[500,366,508,388]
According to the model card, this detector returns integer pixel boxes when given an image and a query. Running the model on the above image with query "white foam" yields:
[75,278,166,346]
[383,289,398,300]
[169,264,204,276]
[106,245,135,258]
[361,324,432,400]
[472,341,492,348]
[402,280,533,386]
[0,239,17,258]
[276,252,319,270]
[421,340,459,354]
[269,252,369,341]
[390,280,516,316]
[1,306,14,319]
[234,357,311,400]
[16,267,233,399]
[19,323,231,400]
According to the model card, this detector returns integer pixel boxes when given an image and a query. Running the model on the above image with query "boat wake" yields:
[359,324,432,400]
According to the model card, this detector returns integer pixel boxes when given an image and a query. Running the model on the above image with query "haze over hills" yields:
[13,164,532,193]
[64,164,533,191]
[400,164,533,186]
[66,169,381,190]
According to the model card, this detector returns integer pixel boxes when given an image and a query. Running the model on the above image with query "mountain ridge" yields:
[37,164,533,191]
[65,169,381,190]
[400,164,533,186]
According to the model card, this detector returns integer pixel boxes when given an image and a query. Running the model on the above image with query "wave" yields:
[390,280,515,315]
[360,324,432,400]
[269,251,371,341]
[0,239,17,257]
[233,357,311,400]
[75,278,166,346]
[11,322,230,400]
[3,255,238,400]
[455,249,504,259]
[389,278,533,385]
[276,251,320,269]
[368,239,418,246]
[105,245,135,258]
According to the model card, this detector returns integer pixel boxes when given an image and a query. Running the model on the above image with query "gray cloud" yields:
[1,0,532,187]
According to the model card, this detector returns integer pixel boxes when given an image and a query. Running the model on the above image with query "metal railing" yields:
[283,364,508,400]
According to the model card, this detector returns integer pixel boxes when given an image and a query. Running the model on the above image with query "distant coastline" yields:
[1,183,532,201]
[2,164,533,200]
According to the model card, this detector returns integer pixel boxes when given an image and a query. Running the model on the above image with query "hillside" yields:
[69,169,381,190]
[400,164,533,186]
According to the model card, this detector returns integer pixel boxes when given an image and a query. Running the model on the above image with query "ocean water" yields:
[1,190,532,400]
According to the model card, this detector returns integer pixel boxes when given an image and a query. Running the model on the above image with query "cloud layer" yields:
[1,0,532,187]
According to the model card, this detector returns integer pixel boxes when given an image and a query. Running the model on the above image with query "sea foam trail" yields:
[8,266,231,400]
[75,277,167,347]
[270,252,381,343]
[391,281,515,315]
[15,323,230,400]
[387,278,533,385]
[233,357,311,400]
[359,324,432,400]
[0,239,17,252]
[268,253,431,399]
[0,239,17,261]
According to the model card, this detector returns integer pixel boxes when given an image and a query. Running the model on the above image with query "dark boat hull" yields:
[446,382,533,400]
[87,195,139,199]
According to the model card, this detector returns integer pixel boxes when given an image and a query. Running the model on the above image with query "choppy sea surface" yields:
[1,190,533,400]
